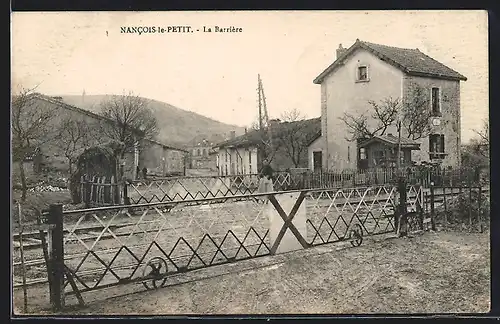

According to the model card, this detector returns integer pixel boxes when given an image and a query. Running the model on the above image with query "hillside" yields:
[58,95,245,148]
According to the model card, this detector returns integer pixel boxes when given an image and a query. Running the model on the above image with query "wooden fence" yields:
[79,175,122,207]
[79,166,484,207]
[290,166,485,189]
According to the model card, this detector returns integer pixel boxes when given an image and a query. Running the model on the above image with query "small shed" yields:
[69,141,123,203]
[357,134,420,169]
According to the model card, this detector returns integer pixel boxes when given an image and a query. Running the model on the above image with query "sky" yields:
[11,10,488,142]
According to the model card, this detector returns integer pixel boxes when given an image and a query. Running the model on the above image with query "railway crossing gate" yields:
[39,179,425,311]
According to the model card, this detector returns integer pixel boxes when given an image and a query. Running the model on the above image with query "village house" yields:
[17,94,188,179]
[214,118,321,176]
[311,39,467,171]
[213,130,258,176]
[185,133,226,171]
[140,139,188,177]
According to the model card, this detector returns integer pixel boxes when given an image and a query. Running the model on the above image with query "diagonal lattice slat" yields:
[62,193,272,294]
[61,182,423,296]
[305,186,400,246]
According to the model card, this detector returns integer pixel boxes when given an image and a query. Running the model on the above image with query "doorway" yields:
[313,151,323,172]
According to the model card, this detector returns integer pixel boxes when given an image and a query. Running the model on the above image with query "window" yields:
[429,134,446,159]
[248,151,252,174]
[431,87,441,116]
[357,148,368,170]
[359,148,367,160]
[197,148,201,156]
[357,66,368,81]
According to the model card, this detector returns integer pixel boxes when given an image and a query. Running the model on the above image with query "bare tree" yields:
[340,97,400,141]
[275,108,312,167]
[401,84,432,140]
[469,119,489,159]
[98,91,158,177]
[54,117,94,175]
[11,86,57,200]
[462,138,488,168]
[340,85,431,142]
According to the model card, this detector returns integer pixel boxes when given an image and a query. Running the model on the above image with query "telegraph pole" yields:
[258,74,263,131]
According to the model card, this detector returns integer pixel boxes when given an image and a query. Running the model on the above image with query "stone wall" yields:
[402,75,461,167]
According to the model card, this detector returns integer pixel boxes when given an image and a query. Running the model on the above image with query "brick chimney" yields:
[336,43,347,59]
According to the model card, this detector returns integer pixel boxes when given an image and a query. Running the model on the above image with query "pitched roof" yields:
[313,39,467,84]
[146,138,188,152]
[306,130,322,147]
[214,117,321,149]
[358,134,421,150]
[30,93,114,124]
[29,93,185,152]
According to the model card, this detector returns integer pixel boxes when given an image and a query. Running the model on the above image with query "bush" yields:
[435,189,490,229]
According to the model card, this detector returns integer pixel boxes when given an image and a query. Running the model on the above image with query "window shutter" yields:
[428,136,433,152]
[440,134,445,153]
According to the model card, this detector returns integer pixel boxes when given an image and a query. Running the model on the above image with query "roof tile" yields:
[314,39,467,83]
[215,117,321,149]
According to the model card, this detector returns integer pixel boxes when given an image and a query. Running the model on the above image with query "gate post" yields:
[123,181,130,205]
[83,180,91,208]
[396,177,407,236]
[417,185,424,230]
[48,204,65,311]
[429,182,436,231]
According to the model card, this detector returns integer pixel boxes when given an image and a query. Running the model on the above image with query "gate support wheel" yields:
[349,224,363,247]
[142,257,168,290]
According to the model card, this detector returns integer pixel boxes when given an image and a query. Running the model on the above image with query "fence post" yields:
[48,204,65,311]
[468,186,473,232]
[429,183,436,231]
[478,187,483,233]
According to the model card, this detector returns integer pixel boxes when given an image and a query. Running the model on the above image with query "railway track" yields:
[12,187,488,290]
[12,240,269,289]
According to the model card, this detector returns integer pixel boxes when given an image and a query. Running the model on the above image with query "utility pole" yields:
[257,74,264,167]
[257,74,273,167]
[258,74,263,131]
[260,76,273,159]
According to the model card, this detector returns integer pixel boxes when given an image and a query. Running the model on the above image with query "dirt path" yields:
[14,230,490,315]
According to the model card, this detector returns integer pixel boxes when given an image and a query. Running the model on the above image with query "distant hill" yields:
[58,95,246,149]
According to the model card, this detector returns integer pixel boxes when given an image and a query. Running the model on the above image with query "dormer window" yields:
[356,65,369,82]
